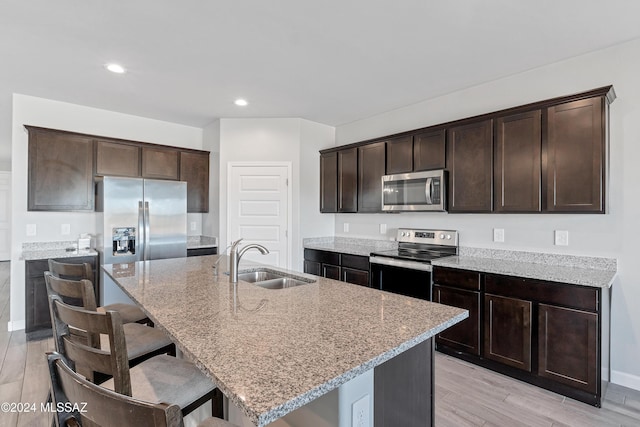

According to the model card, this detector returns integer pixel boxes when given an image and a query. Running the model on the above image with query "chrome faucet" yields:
[229,239,270,283]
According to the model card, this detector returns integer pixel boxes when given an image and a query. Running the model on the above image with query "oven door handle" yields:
[369,256,432,272]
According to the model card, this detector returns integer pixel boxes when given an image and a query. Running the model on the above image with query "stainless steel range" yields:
[370,228,458,300]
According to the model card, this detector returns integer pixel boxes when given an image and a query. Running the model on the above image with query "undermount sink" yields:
[237,269,315,289]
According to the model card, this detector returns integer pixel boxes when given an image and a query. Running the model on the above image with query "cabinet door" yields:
[338,148,358,213]
[484,293,532,371]
[141,147,179,180]
[27,128,94,211]
[322,264,341,280]
[494,110,541,212]
[538,304,598,393]
[95,140,141,177]
[358,142,385,212]
[320,152,338,213]
[386,136,413,174]
[342,268,369,287]
[433,285,480,355]
[304,260,321,276]
[546,97,605,212]
[180,151,210,213]
[447,120,493,212]
[414,129,446,172]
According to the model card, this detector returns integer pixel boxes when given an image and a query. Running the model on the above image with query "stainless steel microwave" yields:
[381,170,447,212]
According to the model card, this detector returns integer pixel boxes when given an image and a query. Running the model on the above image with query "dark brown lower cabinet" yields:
[433,266,607,407]
[538,304,598,393]
[433,285,480,355]
[484,294,532,372]
[303,249,370,286]
[186,247,218,257]
[25,255,98,341]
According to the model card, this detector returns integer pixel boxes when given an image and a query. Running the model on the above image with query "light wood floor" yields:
[1,261,639,426]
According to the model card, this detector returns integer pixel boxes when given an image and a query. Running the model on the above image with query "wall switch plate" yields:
[343,223,350,233]
[379,224,387,234]
[190,221,197,231]
[61,224,70,235]
[352,395,370,427]
[26,224,36,236]
[555,230,569,246]
[493,228,505,243]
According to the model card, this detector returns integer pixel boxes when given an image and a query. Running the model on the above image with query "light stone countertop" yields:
[303,236,397,257]
[432,250,616,288]
[187,235,218,249]
[21,241,99,261]
[103,255,467,426]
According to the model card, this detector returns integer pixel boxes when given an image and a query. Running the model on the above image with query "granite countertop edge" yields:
[21,248,99,261]
[431,255,616,289]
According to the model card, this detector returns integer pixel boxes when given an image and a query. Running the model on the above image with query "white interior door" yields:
[228,164,291,268]
[0,172,10,261]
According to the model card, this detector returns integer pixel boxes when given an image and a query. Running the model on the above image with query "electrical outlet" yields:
[190,222,197,231]
[379,224,387,234]
[352,395,369,427]
[555,230,569,246]
[26,224,36,236]
[493,228,505,243]
[61,224,71,235]
[343,223,350,233]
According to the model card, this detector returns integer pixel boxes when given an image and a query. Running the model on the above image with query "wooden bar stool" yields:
[47,352,237,427]
[45,272,175,372]
[49,295,222,419]
[48,259,150,325]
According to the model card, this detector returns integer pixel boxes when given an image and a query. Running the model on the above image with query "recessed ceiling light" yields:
[234,99,248,106]
[105,63,126,74]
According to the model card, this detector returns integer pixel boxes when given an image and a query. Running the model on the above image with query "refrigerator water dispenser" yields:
[112,227,136,255]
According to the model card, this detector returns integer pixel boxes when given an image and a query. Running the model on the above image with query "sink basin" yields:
[254,277,309,289]
[236,269,315,289]
[237,271,285,283]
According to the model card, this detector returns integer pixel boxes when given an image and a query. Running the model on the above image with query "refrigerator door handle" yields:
[144,201,151,261]
[138,201,145,261]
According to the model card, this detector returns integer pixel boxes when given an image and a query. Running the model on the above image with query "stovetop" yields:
[370,228,458,264]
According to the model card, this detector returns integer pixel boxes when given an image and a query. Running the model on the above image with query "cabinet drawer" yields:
[304,249,340,265]
[341,254,369,271]
[342,267,369,287]
[432,267,480,291]
[485,274,597,312]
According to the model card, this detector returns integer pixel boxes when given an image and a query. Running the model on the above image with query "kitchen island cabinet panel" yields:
[27,127,95,211]
[546,96,605,212]
[447,119,493,212]
[538,304,598,393]
[95,140,141,177]
[494,110,542,212]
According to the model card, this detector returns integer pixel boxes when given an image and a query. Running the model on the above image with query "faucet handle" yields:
[230,238,243,251]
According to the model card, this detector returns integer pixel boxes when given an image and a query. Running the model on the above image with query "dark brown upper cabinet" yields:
[414,129,446,172]
[494,110,542,212]
[141,147,179,180]
[447,120,493,213]
[320,152,338,213]
[27,127,95,211]
[180,151,210,213]
[385,136,413,174]
[95,140,141,177]
[546,97,605,212]
[358,142,386,212]
[338,148,358,212]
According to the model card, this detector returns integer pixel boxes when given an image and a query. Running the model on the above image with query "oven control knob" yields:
[446,234,451,240]
[439,233,445,239]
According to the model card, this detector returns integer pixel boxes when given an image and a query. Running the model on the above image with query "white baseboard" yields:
[7,320,25,332]
[611,370,640,392]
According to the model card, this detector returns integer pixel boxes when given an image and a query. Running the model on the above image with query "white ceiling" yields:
[2,0,640,163]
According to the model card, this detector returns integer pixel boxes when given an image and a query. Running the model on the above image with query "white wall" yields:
[335,39,640,389]
[202,119,221,239]
[218,118,334,270]
[9,94,203,330]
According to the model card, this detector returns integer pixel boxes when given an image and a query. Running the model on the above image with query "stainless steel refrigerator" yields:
[96,176,187,305]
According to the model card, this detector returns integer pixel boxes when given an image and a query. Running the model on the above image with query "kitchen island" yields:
[103,255,467,426]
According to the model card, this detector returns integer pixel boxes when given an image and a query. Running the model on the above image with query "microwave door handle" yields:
[425,177,433,204]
